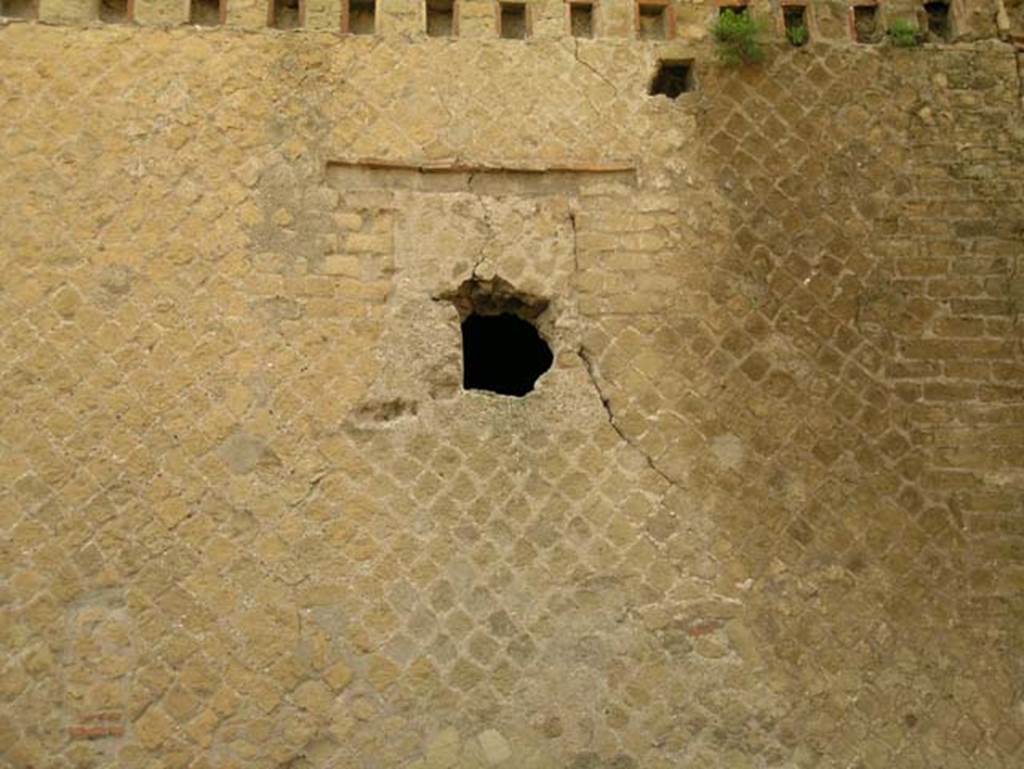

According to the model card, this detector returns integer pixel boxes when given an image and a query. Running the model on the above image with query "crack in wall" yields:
[577,344,679,490]
[571,38,620,97]
[568,210,580,275]
[1017,47,1024,105]
[1009,241,1022,326]
[289,470,328,507]
[469,187,494,279]
[566,207,679,490]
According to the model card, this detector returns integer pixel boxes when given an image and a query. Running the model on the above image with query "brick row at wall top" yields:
[0,0,1006,42]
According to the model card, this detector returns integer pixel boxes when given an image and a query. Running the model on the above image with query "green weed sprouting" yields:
[711,9,766,67]
[786,24,809,47]
[887,19,922,48]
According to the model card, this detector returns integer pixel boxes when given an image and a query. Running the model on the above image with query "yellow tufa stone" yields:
[1,8,1022,769]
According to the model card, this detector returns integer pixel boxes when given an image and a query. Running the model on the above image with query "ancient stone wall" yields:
[0,0,1011,40]
[1,3,1022,768]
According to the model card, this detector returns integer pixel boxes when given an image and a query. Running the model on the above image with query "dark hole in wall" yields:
[439,277,552,397]
[637,3,667,39]
[426,0,454,36]
[461,314,553,396]
[190,0,220,25]
[1,0,36,19]
[570,2,593,38]
[349,0,375,34]
[923,1,951,40]
[500,2,527,39]
[783,5,808,45]
[99,0,129,22]
[272,0,301,28]
[649,60,694,98]
[853,4,880,42]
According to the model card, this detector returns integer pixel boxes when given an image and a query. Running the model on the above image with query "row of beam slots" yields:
[0,1,641,36]
[0,1,959,44]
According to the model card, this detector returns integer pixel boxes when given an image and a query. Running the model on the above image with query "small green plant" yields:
[711,10,766,67]
[887,18,922,48]
[786,23,809,47]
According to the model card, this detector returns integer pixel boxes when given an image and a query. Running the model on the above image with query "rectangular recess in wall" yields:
[327,160,637,196]
[569,1,594,38]
[923,1,951,40]
[499,2,528,39]
[190,0,221,25]
[427,0,455,37]
[852,3,880,43]
[99,0,130,22]
[782,5,808,45]
[347,0,375,34]
[0,0,36,19]
[271,0,302,29]
[637,2,668,40]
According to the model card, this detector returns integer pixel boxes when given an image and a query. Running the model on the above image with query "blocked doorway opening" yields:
[440,277,553,397]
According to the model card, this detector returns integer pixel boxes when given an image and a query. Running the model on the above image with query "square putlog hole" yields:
[271,0,301,28]
[1,0,36,19]
[348,0,375,34]
[570,1,593,38]
[426,0,454,37]
[499,2,528,39]
[99,0,130,22]
[782,5,808,46]
[637,2,667,39]
[190,0,221,25]
[852,4,880,43]
[923,1,951,40]
[649,59,694,99]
